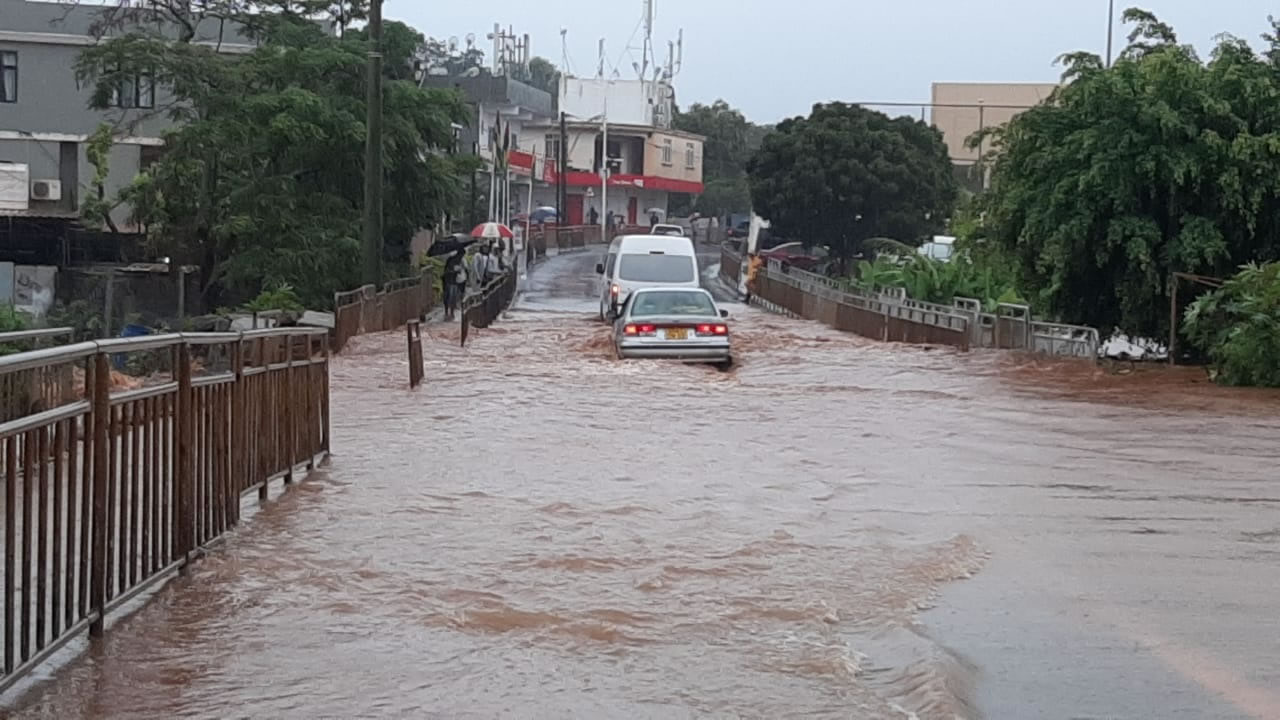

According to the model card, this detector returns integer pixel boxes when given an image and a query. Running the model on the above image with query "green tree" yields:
[81,124,124,233]
[1184,262,1280,387]
[977,9,1280,339]
[75,11,471,308]
[673,100,770,216]
[748,102,956,259]
[526,57,560,96]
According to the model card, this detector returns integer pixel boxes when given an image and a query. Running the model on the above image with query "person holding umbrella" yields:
[426,234,477,321]
[467,222,515,285]
[442,249,467,320]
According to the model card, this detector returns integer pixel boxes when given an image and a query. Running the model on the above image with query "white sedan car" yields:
[612,287,732,367]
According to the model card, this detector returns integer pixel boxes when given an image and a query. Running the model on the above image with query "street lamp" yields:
[600,95,609,241]
[1105,0,1115,67]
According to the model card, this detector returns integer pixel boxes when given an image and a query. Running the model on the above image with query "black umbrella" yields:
[427,235,478,257]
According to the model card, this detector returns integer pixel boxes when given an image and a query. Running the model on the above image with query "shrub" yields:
[1183,262,1280,387]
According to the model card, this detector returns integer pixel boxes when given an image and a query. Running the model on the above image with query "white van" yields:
[596,234,700,321]
[918,235,956,263]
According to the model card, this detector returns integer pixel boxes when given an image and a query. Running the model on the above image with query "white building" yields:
[517,75,702,227]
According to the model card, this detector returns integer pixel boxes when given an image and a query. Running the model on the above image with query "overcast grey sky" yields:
[389,1,1274,123]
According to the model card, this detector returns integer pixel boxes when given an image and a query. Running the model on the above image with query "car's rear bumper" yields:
[617,342,731,361]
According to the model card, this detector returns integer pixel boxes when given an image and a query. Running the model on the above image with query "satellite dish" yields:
[448,36,459,52]
[462,66,482,78]
[465,33,476,49]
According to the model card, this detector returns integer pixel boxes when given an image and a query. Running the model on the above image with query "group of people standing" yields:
[442,239,509,321]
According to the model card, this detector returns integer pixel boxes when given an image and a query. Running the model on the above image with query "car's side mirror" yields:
[595,263,604,274]
[719,309,730,318]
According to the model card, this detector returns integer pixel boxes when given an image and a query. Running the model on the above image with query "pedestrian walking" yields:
[443,249,467,320]
[485,243,503,283]
[471,244,490,289]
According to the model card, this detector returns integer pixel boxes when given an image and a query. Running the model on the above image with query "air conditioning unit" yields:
[30,179,62,201]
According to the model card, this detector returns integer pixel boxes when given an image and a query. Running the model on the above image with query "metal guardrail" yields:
[0,328,75,347]
[460,270,517,346]
[745,247,1100,359]
[1032,321,1100,358]
[0,327,330,693]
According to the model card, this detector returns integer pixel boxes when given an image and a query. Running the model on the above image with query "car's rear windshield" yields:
[618,253,695,283]
[630,291,716,317]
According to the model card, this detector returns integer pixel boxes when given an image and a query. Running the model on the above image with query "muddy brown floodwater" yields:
[5,251,1280,719]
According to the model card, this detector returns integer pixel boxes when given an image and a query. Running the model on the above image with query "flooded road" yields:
[6,249,1280,719]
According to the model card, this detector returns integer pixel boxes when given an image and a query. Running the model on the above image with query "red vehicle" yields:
[759,242,828,271]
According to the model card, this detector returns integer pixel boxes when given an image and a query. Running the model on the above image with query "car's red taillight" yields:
[610,284,620,297]
[624,323,657,336]
[696,324,728,336]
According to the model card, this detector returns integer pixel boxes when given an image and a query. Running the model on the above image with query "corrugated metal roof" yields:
[0,208,80,219]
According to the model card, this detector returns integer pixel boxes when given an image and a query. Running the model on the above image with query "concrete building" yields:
[512,74,702,226]
[419,70,555,225]
[427,59,704,227]
[0,0,260,231]
[930,82,1058,165]
[518,117,703,225]
[559,76,676,130]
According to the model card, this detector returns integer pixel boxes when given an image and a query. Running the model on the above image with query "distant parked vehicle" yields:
[651,223,686,237]
[918,235,956,263]
[760,242,828,271]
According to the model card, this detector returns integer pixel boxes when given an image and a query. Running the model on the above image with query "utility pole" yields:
[558,111,567,244]
[976,100,986,190]
[362,0,384,286]
[600,96,608,240]
[468,171,477,228]
[1105,0,1115,68]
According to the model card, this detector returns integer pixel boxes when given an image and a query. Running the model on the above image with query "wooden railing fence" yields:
[0,327,330,693]
[332,271,436,354]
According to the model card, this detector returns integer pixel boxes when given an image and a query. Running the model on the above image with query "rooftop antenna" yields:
[675,29,683,76]
[598,38,606,77]
[488,23,501,74]
[641,0,654,81]
[560,27,571,74]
